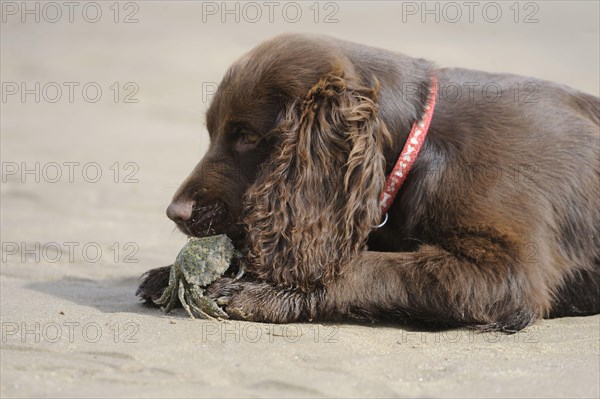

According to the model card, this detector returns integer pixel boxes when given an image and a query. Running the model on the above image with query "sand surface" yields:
[1,2,599,398]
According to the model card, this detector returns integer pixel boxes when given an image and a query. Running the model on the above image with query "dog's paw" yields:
[136,265,173,306]
[207,278,318,323]
[206,278,259,320]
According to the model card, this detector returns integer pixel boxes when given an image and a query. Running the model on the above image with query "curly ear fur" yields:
[243,68,392,292]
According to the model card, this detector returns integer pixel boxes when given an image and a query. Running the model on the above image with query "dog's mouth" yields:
[178,200,246,247]
[188,201,229,236]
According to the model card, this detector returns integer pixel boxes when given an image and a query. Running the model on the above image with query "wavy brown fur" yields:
[137,33,600,331]
[243,71,392,291]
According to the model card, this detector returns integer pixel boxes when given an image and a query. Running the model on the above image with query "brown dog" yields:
[137,33,599,331]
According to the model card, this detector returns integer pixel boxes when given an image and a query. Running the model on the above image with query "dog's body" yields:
[138,34,600,331]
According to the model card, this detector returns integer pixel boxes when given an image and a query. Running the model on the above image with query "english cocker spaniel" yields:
[137,33,599,332]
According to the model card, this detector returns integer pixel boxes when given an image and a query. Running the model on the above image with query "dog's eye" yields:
[240,132,260,146]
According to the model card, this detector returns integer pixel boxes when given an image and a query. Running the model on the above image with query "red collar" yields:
[378,75,438,224]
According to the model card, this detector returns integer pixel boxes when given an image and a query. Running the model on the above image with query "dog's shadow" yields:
[26,275,463,331]
[25,275,161,316]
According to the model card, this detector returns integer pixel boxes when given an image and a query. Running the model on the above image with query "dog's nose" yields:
[166,198,195,222]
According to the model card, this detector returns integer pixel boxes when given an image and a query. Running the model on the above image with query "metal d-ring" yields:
[373,213,388,229]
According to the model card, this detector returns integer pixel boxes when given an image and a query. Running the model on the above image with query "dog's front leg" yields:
[323,246,547,332]
[206,278,324,323]
[209,239,547,332]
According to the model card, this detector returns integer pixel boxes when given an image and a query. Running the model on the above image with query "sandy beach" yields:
[1,1,599,397]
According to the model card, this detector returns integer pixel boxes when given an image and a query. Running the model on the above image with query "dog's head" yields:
[167,34,393,290]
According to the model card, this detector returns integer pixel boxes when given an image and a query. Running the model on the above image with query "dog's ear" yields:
[243,68,392,292]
